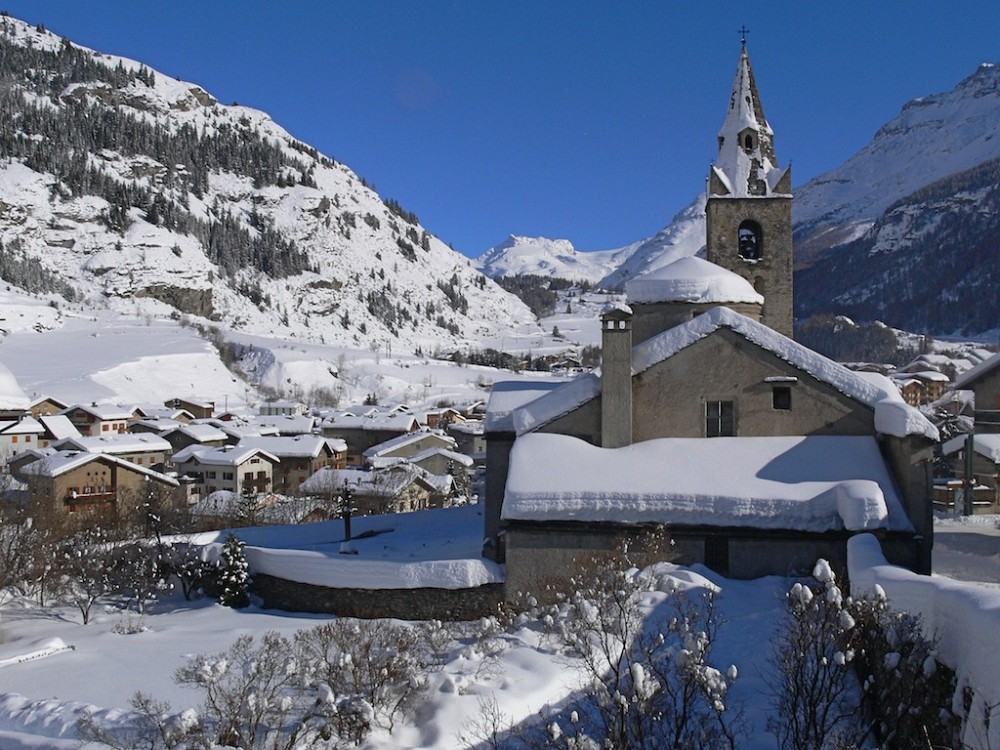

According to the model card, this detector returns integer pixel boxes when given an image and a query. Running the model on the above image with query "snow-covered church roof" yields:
[511,307,938,441]
[625,256,764,305]
[0,361,29,412]
[503,433,912,533]
[712,44,790,198]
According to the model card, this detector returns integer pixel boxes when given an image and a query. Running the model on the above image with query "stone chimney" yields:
[600,304,633,448]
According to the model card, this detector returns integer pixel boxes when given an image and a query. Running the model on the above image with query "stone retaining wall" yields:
[253,573,504,621]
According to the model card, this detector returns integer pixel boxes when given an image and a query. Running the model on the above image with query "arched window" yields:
[743,133,754,150]
[738,220,763,260]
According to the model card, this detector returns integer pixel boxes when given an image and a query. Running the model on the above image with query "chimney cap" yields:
[600,302,633,320]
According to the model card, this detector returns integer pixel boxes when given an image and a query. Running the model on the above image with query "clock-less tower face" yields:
[705,44,794,338]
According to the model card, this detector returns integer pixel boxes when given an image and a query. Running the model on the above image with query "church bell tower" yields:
[705,40,794,337]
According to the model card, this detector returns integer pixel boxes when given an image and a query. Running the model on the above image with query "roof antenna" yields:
[738,25,750,47]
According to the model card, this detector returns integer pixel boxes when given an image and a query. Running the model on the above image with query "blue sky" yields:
[4,2,998,258]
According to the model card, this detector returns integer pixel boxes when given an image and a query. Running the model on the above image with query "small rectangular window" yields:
[772,386,792,410]
[705,400,735,437]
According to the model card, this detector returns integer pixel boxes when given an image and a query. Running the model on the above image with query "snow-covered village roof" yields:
[164,423,229,443]
[172,444,278,467]
[252,414,317,435]
[37,414,81,440]
[60,402,134,421]
[55,433,171,454]
[625,257,764,305]
[954,350,1000,389]
[713,44,789,198]
[511,307,938,440]
[942,432,1000,463]
[0,417,42,435]
[362,430,456,459]
[503,433,911,533]
[485,379,567,433]
[237,434,340,459]
[321,413,419,433]
[19,449,179,484]
[0,361,29,412]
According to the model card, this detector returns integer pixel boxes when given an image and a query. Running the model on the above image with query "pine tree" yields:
[217,534,251,608]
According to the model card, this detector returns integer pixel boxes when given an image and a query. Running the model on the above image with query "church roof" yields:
[714,45,789,198]
[511,307,938,441]
[503,433,912,533]
[625,256,764,305]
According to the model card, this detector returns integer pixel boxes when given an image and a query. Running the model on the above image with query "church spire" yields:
[712,44,788,198]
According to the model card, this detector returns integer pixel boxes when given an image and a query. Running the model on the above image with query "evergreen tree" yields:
[217,534,251,608]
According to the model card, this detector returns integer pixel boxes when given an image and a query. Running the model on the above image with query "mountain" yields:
[793,63,1000,266]
[475,196,707,290]
[0,15,536,352]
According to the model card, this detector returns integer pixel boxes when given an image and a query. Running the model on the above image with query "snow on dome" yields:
[503,433,909,533]
[0,361,29,412]
[625,257,764,305]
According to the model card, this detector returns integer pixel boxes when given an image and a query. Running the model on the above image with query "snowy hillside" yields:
[794,62,1000,261]
[0,15,537,353]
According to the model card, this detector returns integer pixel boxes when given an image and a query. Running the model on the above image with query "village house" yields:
[258,400,308,417]
[27,394,69,419]
[171,444,278,504]
[35,414,82,450]
[446,419,486,466]
[361,430,458,468]
[165,397,215,420]
[299,464,447,517]
[484,43,938,599]
[17,449,179,517]
[236,435,347,496]
[320,412,420,465]
[0,416,43,464]
[60,403,134,437]
[940,432,1000,511]
[418,407,466,430]
[150,423,231,455]
[54,433,173,471]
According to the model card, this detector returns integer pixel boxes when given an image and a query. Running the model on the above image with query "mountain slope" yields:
[794,62,1000,265]
[0,15,536,351]
[796,157,1000,337]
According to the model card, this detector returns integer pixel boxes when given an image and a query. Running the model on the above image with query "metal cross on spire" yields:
[738,25,750,47]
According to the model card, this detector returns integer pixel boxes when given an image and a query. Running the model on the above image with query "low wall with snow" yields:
[848,534,1000,749]
[253,574,503,621]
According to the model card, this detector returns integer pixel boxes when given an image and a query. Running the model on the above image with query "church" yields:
[483,43,938,598]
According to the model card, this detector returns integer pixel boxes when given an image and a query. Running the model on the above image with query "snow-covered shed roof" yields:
[625,257,764,305]
[407,447,474,468]
[252,414,317,435]
[941,433,1000,463]
[322,413,419,433]
[954,350,1000,389]
[511,307,938,441]
[0,361,29,412]
[60,403,134,421]
[503,433,911,533]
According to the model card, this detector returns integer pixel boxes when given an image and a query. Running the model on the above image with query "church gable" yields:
[631,327,876,441]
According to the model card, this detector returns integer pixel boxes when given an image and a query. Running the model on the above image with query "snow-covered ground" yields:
[0,510,995,749]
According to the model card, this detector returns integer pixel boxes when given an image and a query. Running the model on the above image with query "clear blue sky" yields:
[4,2,998,258]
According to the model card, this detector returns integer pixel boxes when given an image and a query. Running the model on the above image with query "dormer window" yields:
[738,220,763,260]
[744,133,754,150]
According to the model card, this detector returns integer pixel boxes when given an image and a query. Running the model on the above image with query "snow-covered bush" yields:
[294,618,427,731]
[544,557,741,749]
[768,559,957,750]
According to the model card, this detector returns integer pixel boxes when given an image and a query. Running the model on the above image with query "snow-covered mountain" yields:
[475,196,707,290]
[793,63,1000,263]
[0,15,536,352]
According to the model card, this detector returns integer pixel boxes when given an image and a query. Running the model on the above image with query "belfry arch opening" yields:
[738,220,763,260]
